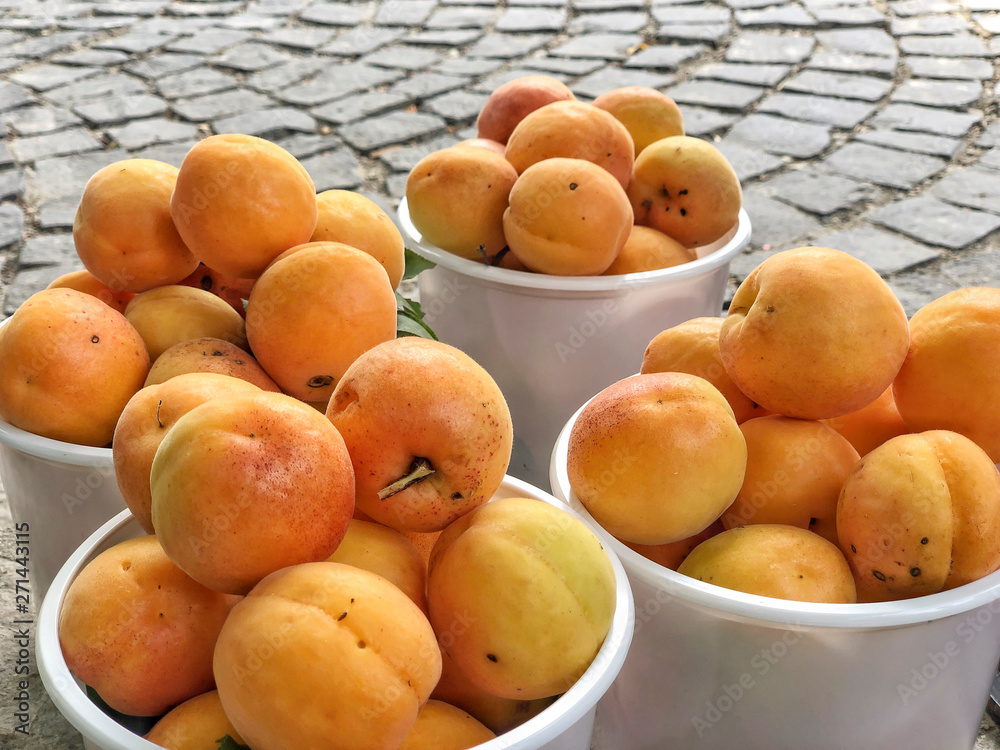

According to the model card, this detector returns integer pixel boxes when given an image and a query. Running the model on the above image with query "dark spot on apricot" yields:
[660,187,669,197]
[680,208,687,216]
[212,350,224,357]
[200,275,213,291]
[641,199,652,210]
[357,640,366,649]
[569,182,578,190]
[873,570,886,582]
[338,612,347,621]
[308,375,334,388]
[487,653,498,663]
[679,189,688,195]
[850,545,857,553]
[920,537,929,545]
[235,359,244,365]
[452,492,462,500]
[910,567,921,577]
[91,335,99,343]
[766,305,775,313]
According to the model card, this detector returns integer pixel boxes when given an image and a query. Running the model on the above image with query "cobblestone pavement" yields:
[0,0,998,747]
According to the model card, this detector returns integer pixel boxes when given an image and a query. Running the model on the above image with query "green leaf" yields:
[403,247,435,280]
[395,291,438,340]
[216,735,251,750]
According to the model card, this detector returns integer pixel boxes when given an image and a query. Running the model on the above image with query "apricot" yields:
[246,241,397,403]
[400,700,495,750]
[170,133,317,279]
[58,535,233,716]
[455,138,506,156]
[678,524,857,603]
[640,317,767,424]
[476,75,574,145]
[327,518,428,613]
[720,247,910,420]
[603,224,696,275]
[125,285,248,362]
[213,562,441,750]
[427,497,615,700]
[399,528,442,567]
[145,690,245,750]
[0,288,149,446]
[144,337,281,392]
[567,372,747,545]
[628,135,742,248]
[593,86,685,155]
[113,373,262,534]
[328,338,512,532]
[178,263,255,318]
[837,430,1000,601]
[721,416,859,544]
[405,146,518,262]
[73,159,199,293]
[822,386,909,458]
[623,520,725,571]
[151,391,355,594]
[505,100,635,190]
[311,190,405,289]
[46,269,135,313]
[893,287,1000,462]
[503,158,632,276]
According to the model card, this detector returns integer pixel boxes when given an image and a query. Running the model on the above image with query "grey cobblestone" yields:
[867,195,1000,249]
[783,70,894,101]
[693,62,791,86]
[856,128,962,158]
[173,88,275,120]
[931,168,1000,215]
[9,127,102,163]
[550,32,642,58]
[666,79,766,110]
[757,91,878,128]
[312,91,410,125]
[811,224,941,275]
[905,55,994,80]
[725,113,832,158]
[156,66,238,98]
[758,165,876,215]
[3,105,81,136]
[806,50,897,76]
[339,110,446,151]
[726,31,816,62]
[872,102,981,137]
[0,169,26,201]
[72,93,168,126]
[19,234,77,268]
[825,141,947,189]
[891,78,983,108]
[0,203,24,249]
[496,7,567,32]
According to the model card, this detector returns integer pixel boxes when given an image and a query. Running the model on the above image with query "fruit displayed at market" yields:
[892,287,1000,462]
[144,690,244,749]
[0,288,149,446]
[427,497,615,700]
[246,241,398,403]
[455,137,506,156]
[592,86,685,155]
[678,524,858,604]
[602,224,695,275]
[720,246,909,421]
[838,430,1000,602]
[150,390,355,594]
[178,263,255,318]
[821,386,909,458]
[144,337,281,392]
[503,158,632,276]
[399,700,496,750]
[46,269,135,313]
[58,535,234,716]
[213,562,442,750]
[327,337,512,532]
[73,159,200,293]
[623,519,725,571]
[476,75,575,145]
[567,372,747,545]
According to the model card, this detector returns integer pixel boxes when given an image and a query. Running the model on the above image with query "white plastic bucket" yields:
[37,475,634,750]
[550,404,1000,750]
[398,199,751,490]
[0,414,123,600]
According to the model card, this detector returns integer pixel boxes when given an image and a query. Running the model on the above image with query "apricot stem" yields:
[378,458,435,500]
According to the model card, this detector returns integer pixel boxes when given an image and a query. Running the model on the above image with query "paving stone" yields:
[725,32,816,63]
[806,51,897,76]
[524,57,606,76]
[5,263,86,314]
[245,59,325,93]
[741,189,824,248]
[9,127,102,163]
[815,28,896,56]
[904,55,993,80]
[425,7,496,29]
[263,25,337,50]
[339,111,446,152]
[572,67,676,99]
[682,107,738,136]
[3,105,81,136]
[378,134,462,172]
[168,1,245,16]
[7,30,89,58]
[9,64,99,92]
[95,31,179,54]
[0,204,24,249]
[931,168,1000,215]
[280,64,403,106]
[361,46,443,71]
[812,5,887,25]
[497,7,567,32]
[0,31,25,47]
[867,195,1000,249]
[37,198,78,229]
[729,246,780,281]
[825,141,946,189]
[577,0,646,8]
[889,0,955,15]
[169,28,253,55]
[693,62,792,86]
[623,44,706,69]
[0,142,11,169]
[53,49,128,68]
[891,15,971,36]
[980,123,1000,148]
[569,11,648,33]
[60,15,139,31]
[899,33,993,57]
[135,16,216,35]
[715,141,786,180]
[45,72,148,107]
[736,5,817,27]
[652,5,731,23]
[657,23,731,43]
[173,89,275,121]
[0,59,26,75]
[29,149,128,203]
[125,52,204,80]
[212,42,291,72]
[665,80,765,111]
[132,140,192,167]
[783,70,894,101]
[550,33,643,59]
[761,165,875,216]
[872,103,980,137]
[0,169,26,201]
[973,12,1000,33]
[156,67,237,99]
[891,78,982,108]
[936,248,1000,292]
[811,225,940,274]
[107,117,199,151]
[321,27,406,56]
[384,171,409,202]
[73,93,167,127]
[472,67,570,93]
[300,2,372,26]
[423,89,489,122]
[0,82,35,112]
[461,33,547,60]
[433,58,506,77]
[373,0,436,26]
[964,0,1000,10]
[405,29,483,46]
[213,107,316,139]
[312,91,410,125]
[298,147,364,191]
[757,92,878,128]
[92,1,167,16]
[856,128,962,158]
[726,114,832,158]
[19,234,77,267]
[389,72,469,102]
[272,133,341,160]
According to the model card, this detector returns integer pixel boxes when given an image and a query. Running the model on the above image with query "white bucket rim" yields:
[549,399,1000,631]
[37,476,635,750]
[398,197,751,294]
[0,412,112,467]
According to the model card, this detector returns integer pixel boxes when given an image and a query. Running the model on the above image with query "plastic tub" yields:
[37,475,635,750]
[398,199,751,490]
[549,404,1000,750]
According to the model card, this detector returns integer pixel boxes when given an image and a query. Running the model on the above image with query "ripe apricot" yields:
[46,269,135,313]
[145,690,245,750]
[0,289,149,446]
[399,700,496,750]
[170,134,317,279]
[454,138,506,156]
[476,75,574,145]
[592,86,684,155]
[603,224,696,275]
[73,159,199,293]
[178,263,255,318]
[822,386,909,458]
[144,337,281,392]
[623,520,725,571]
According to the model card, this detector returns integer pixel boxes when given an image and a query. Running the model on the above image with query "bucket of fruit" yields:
[398,77,750,489]
[549,245,1000,748]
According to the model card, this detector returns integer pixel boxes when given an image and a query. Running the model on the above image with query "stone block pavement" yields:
[0,0,998,746]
